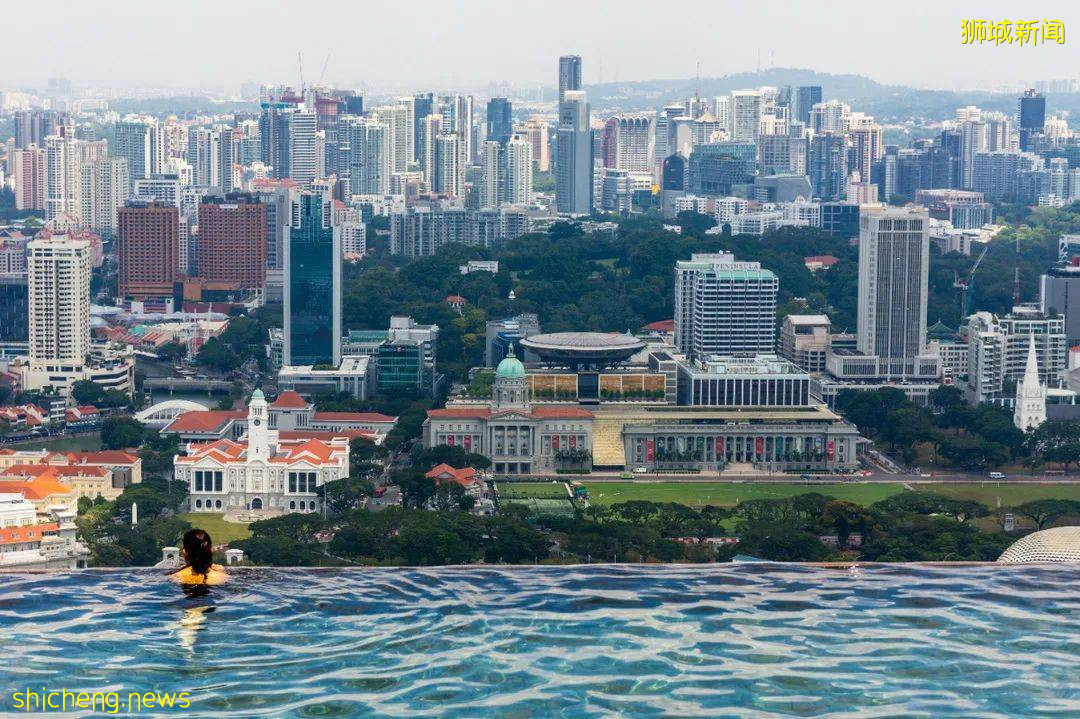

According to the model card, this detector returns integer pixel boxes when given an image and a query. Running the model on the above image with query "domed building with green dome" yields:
[423,345,595,475]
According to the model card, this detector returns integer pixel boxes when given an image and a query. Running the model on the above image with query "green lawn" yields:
[581,481,1080,509]
[922,483,1080,507]
[177,513,252,545]
[582,482,904,507]
[13,433,103,452]
[498,481,571,499]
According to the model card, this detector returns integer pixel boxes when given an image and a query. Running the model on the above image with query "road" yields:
[534,471,1080,484]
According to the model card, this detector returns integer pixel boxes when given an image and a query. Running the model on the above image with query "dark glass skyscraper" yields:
[284,191,341,367]
[413,92,433,157]
[558,55,582,103]
[486,97,513,146]
[795,86,822,126]
[1018,89,1046,151]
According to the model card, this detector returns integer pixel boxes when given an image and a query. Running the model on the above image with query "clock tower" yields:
[247,389,271,461]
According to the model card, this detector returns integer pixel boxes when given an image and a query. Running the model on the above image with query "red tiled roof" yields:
[425,463,480,485]
[313,411,397,423]
[271,391,309,409]
[65,450,140,465]
[445,294,466,303]
[1,464,107,478]
[0,522,59,546]
[804,254,839,266]
[428,405,592,420]
[278,429,377,441]
[167,410,246,433]
[75,406,100,414]
[3,480,71,501]
[642,319,675,332]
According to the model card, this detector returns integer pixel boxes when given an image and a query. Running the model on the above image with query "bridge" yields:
[134,399,208,428]
[144,377,233,395]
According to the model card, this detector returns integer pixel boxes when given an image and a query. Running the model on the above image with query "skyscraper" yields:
[12,146,46,210]
[795,86,822,126]
[674,253,778,360]
[79,157,129,235]
[288,110,319,184]
[486,97,513,146]
[505,136,534,205]
[558,55,582,103]
[114,121,154,189]
[196,193,268,291]
[1018,89,1046,152]
[27,235,91,374]
[729,90,763,142]
[433,134,464,197]
[478,140,505,208]
[856,207,930,360]
[284,191,341,367]
[556,90,593,214]
[117,199,180,300]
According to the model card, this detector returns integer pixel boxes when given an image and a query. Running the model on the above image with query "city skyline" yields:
[4,1,1077,95]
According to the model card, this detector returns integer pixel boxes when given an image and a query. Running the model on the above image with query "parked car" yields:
[632,467,648,474]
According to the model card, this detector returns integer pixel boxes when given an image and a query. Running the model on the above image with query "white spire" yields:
[1014,335,1046,431]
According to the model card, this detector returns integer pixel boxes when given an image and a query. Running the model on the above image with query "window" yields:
[195,499,202,509]
[288,471,318,493]
[290,501,296,510]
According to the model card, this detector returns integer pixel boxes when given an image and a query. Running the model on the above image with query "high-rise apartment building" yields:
[856,208,929,360]
[196,193,268,291]
[288,110,319,184]
[114,121,154,189]
[795,86,822,127]
[522,116,550,171]
[729,90,763,143]
[478,140,505,209]
[12,145,46,210]
[556,90,593,214]
[505,136,534,205]
[433,134,464,197]
[117,199,180,300]
[27,235,91,372]
[674,252,778,360]
[284,191,341,367]
[78,157,129,235]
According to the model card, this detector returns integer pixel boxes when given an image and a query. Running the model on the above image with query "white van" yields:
[989,471,1005,479]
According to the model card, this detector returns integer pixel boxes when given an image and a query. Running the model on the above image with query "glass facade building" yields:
[284,191,341,367]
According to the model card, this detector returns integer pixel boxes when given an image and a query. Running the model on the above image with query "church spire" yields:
[1014,335,1046,431]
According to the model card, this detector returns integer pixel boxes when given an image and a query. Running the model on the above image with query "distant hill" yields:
[586,68,1080,124]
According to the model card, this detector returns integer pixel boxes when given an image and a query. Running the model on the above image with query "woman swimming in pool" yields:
[171,528,228,586]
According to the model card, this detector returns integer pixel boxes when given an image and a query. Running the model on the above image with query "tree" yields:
[395,471,438,509]
[319,477,375,516]
[872,492,989,523]
[1012,499,1080,530]
[484,521,550,564]
[1026,420,1080,471]
[101,416,146,450]
[719,523,829,562]
[938,435,1009,470]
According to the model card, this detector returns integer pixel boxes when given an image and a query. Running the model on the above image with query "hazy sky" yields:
[8,0,1077,94]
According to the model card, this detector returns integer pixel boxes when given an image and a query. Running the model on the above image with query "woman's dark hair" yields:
[180,529,214,577]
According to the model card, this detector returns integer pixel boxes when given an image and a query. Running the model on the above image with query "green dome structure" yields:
[495,344,526,379]
[251,388,265,400]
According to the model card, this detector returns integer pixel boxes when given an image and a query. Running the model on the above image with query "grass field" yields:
[10,433,103,452]
[177,513,252,545]
[580,481,1080,509]
[498,481,572,499]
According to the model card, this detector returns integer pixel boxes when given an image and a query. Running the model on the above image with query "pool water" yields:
[1,565,1078,718]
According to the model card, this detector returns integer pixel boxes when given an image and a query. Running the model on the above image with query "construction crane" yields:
[953,243,991,318]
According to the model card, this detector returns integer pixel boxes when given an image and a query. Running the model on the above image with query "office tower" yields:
[27,235,91,371]
[345,119,389,195]
[370,104,411,175]
[478,140,505,208]
[605,114,654,174]
[599,168,631,212]
[214,127,235,192]
[78,158,129,235]
[452,95,475,164]
[505,136,534,204]
[757,134,806,176]
[196,193,267,291]
[412,92,434,158]
[186,127,217,187]
[1040,265,1080,347]
[114,121,154,188]
[856,208,929,360]
[556,90,593,214]
[486,97,513,146]
[117,199,180,300]
[558,55,582,103]
[729,90,762,142]
[284,191,341,367]
[809,133,847,200]
[686,141,756,196]
[259,102,292,177]
[0,273,29,343]
[12,146,46,210]
[674,252,778,360]
[713,97,730,132]
[252,182,293,272]
[433,134,464,197]
[655,104,687,163]
[809,100,850,135]
[133,175,182,207]
[287,110,318,184]
[522,116,550,171]
[1018,89,1046,151]
[795,86,822,127]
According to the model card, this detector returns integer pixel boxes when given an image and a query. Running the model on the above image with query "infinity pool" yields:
[1,565,1078,717]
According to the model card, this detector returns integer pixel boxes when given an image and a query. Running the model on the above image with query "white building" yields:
[23,236,89,391]
[0,493,87,569]
[1014,336,1047,430]
[287,110,319,184]
[176,390,349,516]
[342,221,366,261]
[729,90,763,142]
[505,136,534,205]
[966,307,1066,404]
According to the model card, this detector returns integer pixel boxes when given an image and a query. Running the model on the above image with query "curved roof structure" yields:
[134,399,209,428]
[519,332,646,369]
[998,526,1080,563]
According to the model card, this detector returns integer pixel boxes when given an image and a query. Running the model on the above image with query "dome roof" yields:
[495,345,526,379]
[998,526,1080,563]
[251,388,265,401]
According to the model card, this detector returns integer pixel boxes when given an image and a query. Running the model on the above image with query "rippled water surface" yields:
[1,565,1078,717]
